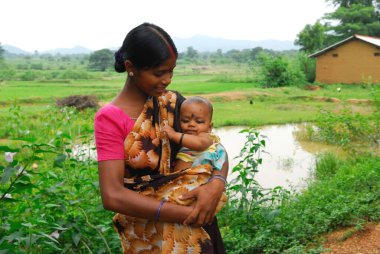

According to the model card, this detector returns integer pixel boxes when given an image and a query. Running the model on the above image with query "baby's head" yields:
[180,96,213,135]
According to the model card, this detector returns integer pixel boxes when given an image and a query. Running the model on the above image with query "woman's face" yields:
[134,57,176,97]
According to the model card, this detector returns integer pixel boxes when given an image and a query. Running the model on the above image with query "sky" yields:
[1,0,336,52]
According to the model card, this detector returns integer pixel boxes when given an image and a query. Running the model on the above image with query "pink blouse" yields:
[94,104,135,162]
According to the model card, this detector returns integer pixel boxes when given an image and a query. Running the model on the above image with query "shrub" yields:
[56,95,99,110]
[19,70,38,81]
[60,70,91,80]
[258,55,305,87]
[0,68,16,81]
[298,53,316,83]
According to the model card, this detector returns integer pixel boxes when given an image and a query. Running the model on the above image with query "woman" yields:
[94,23,228,253]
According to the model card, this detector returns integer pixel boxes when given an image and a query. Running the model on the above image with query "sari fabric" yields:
[112,91,226,254]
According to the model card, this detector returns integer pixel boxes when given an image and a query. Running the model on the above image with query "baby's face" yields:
[180,102,212,135]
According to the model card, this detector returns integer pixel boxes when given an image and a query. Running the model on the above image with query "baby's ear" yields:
[209,122,214,132]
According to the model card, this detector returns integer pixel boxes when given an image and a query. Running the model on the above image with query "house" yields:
[309,34,380,84]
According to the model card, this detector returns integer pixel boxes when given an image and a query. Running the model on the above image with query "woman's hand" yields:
[180,179,225,227]
[181,152,229,227]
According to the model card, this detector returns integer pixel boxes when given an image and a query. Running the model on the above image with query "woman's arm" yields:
[98,160,192,223]
[163,125,212,151]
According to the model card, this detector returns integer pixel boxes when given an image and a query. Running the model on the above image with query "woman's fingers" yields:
[179,188,197,200]
[183,207,199,226]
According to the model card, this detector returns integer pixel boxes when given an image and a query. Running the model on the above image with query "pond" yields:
[73,123,344,190]
[214,124,344,190]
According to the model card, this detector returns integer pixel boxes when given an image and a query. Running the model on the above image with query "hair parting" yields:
[147,26,176,59]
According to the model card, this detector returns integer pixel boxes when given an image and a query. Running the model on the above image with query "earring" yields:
[129,72,134,77]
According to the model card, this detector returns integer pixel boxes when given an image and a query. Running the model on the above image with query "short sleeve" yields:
[94,105,134,162]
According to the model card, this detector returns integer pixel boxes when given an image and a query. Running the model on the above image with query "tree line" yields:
[295,0,380,53]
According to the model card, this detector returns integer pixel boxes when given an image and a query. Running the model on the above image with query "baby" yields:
[163,96,227,173]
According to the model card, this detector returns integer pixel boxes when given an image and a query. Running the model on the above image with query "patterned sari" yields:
[112,91,227,254]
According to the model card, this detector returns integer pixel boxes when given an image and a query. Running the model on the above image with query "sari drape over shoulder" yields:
[112,91,226,254]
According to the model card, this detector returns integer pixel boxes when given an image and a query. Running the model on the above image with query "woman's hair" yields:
[114,23,178,72]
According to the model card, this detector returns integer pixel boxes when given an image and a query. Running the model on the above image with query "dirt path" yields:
[322,222,380,253]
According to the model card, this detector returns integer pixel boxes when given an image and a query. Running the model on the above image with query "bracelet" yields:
[155,199,166,223]
[179,133,185,146]
[208,175,227,186]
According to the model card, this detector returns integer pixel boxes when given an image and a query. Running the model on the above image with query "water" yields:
[74,123,343,190]
[214,124,342,190]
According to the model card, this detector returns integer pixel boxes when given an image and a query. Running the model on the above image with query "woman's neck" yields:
[112,79,147,118]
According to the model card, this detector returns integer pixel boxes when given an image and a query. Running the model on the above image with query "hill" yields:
[173,35,298,52]
[3,35,298,55]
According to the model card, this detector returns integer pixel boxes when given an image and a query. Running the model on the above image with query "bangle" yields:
[155,199,166,223]
[208,175,227,186]
[179,133,185,146]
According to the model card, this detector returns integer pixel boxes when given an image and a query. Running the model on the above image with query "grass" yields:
[0,65,376,128]
[220,154,380,253]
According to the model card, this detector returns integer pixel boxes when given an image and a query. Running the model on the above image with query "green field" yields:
[0,63,376,127]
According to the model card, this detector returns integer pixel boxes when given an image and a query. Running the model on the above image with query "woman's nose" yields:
[162,73,172,85]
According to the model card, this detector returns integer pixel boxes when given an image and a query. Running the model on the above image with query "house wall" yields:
[315,40,380,84]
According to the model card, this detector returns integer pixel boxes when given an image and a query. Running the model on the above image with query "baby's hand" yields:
[163,125,176,139]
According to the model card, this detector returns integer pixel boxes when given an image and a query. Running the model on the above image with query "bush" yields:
[56,95,99,110]
[19,70,38,81]
[298,53,316,83]
[60,70,91,80]
[0,68,16,81]
[258,55,305,87]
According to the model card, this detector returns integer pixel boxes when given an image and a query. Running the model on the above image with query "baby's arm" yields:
[163,125,212,151]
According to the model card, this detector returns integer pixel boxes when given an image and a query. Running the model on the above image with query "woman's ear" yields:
[124,60,136,76]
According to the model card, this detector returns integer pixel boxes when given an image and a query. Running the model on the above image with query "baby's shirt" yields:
[176,133,226,171]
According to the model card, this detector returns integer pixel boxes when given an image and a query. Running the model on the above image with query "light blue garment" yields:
[192,143,227,171]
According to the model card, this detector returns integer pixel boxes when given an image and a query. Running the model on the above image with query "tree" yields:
[0,43,4,62]
[295,21,327,53]
[88,49,114,71]
[325,1,380,41]
[185,46,198,59]
[296,0,380,53]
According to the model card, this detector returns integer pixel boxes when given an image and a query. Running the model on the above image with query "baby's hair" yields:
[183,96,214,120]
[114,23,178,73]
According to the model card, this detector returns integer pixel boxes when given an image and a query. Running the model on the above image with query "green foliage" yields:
[325,3,380,40]
[296,0,380,54]
[185,46,198,59]
[295,21,327,54]
[220,144,380,253]
[258,54,306,87]
[315,152,342,180]
[0,43,4,62]
[88,49,114,72]
[60,70,92,80]
[19,70,38,81]
[297,53,316,83]
[0,105,120,253]
[228,129,267,210]
[0,68,16,81]
[306,89,380,154]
